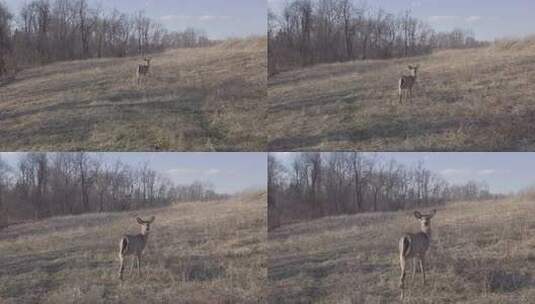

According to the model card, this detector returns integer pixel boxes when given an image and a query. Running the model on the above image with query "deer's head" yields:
[136,216,155,234]
[414,209,435,232]
[143,57,152,65]
[408,65,419,76]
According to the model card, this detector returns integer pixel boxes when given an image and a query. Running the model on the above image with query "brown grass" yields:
[267,44,535,151]
[494,36,535,52]
[0,37,267,151]
[268,199,535,303]
[0,193,267,304]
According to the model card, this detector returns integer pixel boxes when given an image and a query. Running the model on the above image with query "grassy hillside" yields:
[268,199,535,303]
[0,38,267,151]
[267,43,535,151]
[0,193,266,304]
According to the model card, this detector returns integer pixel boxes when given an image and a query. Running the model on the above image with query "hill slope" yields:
[268,199,535,303]
[267,45,535,151]
[0,38,267,151]
[0,194,266,304]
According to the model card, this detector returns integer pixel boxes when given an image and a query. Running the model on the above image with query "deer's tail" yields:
[400,235,411,257]
[120,237,128,255]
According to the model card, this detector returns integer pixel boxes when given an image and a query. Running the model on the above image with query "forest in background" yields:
[0,0,214,78]
[0,153,229,227]
[268,153,505,229]
[268,0,486,74]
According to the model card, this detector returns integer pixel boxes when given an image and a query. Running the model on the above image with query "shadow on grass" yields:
[268,89,360,114]
[164,255,225,282]
[0,248,77,277]
[452,257,532,293]
[268,60,392,87]
[267,115,467,151]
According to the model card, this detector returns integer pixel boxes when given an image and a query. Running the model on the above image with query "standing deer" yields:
[118,216,155,280]
[399,209,436,300]
[136,56,152,86]
[398,65,419,104]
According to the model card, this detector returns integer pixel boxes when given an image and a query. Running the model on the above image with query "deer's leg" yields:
[137,254,142,276]
[420,255,426,286]
[129,256,135,274]
[411,258,416,282]
[400,254,406,300]
[118,254,125,280]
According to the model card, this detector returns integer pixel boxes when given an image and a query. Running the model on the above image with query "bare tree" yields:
[268,0,483,73]
[1,0,215,74]
[268,152,495,227]
[0,153,230,223]
[0,156,11,227]
[0,1,13,76]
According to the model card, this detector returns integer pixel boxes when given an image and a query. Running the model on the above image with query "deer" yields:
[136,56,152,86]
[398,65,419,104]
[399,209,436,300]
[118,216,155,280]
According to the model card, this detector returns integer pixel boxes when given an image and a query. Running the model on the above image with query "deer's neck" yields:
[421,226,431,240]
[141,230,149,239]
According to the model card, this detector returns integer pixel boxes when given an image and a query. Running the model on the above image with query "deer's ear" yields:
[414,211,422,219]
[148,216,155,223]
[408,65,413,69]
[429,209,436,218]
[136,217,144,224]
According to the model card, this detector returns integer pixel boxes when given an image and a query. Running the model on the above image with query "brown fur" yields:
[136,57,152,85]
[399,209,436,300]
[118,216,155,280]
[398,65,419,104]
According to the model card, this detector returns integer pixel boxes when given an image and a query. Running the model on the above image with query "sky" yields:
[0,152,267,194]
[2,0,267,39]
[268,0,535,41]
[272,152,535,194]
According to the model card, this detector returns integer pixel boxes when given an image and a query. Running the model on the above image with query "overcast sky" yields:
[268,0,535,41]
[272,152,535,194]
[3,0,267,39]
[0,153,267,194]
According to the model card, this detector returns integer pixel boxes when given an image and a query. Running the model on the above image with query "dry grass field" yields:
[0,192,266,304]
[267,41,535,151]
[268,198,535,303]
[0,38,267,151]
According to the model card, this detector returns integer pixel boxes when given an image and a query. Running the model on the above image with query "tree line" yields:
[268,152,500,229]
[0,0,214,78]
[268,0,486,74]
[0,153,229,227]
